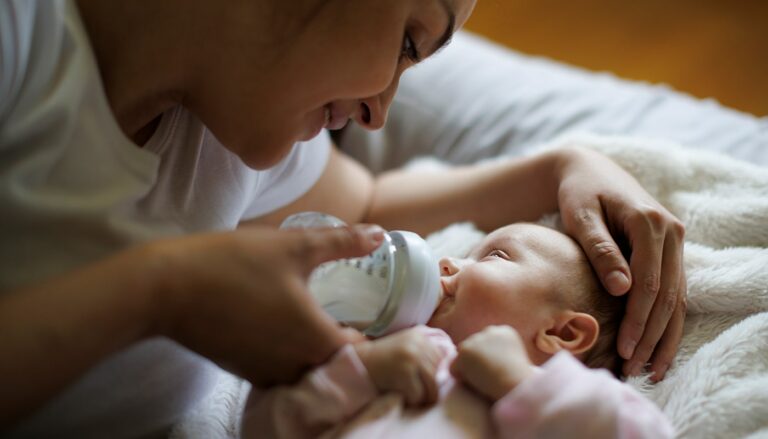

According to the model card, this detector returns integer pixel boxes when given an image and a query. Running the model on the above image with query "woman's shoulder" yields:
[0,0,68,122]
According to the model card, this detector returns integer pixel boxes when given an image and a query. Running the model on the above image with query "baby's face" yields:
[428,224,584,345]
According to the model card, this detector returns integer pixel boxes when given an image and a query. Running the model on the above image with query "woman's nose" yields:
[439,257,462,276]
[355,74,401,131]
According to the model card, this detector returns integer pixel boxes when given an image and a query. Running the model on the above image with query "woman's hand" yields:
[450,326,535,402]
[0,224,381,425]
[556,147,686,380]
[147,223,385,387]
[354,327,448,406]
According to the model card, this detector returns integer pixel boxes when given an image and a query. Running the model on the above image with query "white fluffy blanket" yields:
[172,135,768,439]
[568,135,768,439]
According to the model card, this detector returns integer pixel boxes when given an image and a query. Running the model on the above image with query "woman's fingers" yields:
[622,225,680,373]
[565,198,687,378]
[288,224,385,274]
[617,209,666,361]
[565,204,632,296]
[647,257,687,381]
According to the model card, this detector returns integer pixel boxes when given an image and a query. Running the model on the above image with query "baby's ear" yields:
[535,311,599,355]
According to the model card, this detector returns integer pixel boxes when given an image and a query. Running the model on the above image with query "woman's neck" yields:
[76,0,192,145]
[76,0,318,146]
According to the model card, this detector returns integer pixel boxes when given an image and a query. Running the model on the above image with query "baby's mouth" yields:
[431,287,454,318]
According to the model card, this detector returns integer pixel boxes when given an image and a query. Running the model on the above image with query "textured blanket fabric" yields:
[172,135,768,438]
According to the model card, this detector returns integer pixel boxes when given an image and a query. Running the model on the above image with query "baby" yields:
[429,222,626,374]
[242,224,672,438]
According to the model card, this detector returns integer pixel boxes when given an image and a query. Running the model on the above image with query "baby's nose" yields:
[439,257,461,276]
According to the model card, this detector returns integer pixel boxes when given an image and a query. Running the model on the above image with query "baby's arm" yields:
[451,326,674,439]
[242,326,450,438]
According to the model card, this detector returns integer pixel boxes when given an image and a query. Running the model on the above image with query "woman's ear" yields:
[534,311,599,355]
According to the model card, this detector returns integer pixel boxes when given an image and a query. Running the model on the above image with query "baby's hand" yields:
[354,327,446,407]
[450,326,535,402]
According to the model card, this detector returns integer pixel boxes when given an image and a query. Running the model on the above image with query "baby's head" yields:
[427,223,626,375]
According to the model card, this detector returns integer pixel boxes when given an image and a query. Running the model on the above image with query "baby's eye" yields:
[486,249,510,260]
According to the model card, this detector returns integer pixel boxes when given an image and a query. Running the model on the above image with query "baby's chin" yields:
[425,316,456,340]
[425,318,476,345]
[425,316,446,332]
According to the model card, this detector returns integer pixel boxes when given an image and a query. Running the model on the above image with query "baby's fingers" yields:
[401,365,426,406]
[418,362,439,406]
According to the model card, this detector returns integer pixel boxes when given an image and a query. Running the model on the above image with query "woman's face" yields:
[188,0,475,169]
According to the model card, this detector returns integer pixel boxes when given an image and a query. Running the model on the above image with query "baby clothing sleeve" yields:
[492,351,674,439]
[241,327,455,439]
[241,344,378,439]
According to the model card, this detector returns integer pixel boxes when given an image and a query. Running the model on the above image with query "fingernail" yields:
[605,270,630,294]
[355,224,385,246]
[621,340,636,360]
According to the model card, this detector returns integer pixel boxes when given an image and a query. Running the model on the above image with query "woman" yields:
[0,0,685,436]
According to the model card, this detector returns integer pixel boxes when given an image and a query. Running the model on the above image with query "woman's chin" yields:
[235,144,293,170]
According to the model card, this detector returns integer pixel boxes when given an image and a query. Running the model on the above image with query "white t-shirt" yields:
[0,0,330,436]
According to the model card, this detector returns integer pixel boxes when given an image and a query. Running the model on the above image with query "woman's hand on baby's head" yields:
[354,326,447,407]
[556,147,686,381]
[450,326,535,402]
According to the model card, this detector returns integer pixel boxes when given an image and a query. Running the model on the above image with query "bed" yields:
[172,32,768,438]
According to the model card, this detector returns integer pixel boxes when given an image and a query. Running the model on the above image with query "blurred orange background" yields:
[464,0,768,116]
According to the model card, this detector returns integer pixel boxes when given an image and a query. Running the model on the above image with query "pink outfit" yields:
[242,327,673,438]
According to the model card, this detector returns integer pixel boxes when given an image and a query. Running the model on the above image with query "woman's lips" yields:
[305,104,351,141]
[324,104,350,131]
[323,106,331,127]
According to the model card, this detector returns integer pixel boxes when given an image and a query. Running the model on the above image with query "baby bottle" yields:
[280,212,442,336]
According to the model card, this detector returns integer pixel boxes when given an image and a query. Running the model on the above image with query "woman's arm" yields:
[0,225,384,428]
[0,247,155,426]
[251,146,560,235]
[366,150,561,234]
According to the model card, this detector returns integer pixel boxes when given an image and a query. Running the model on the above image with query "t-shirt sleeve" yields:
[492,351,674,439]
[0,0,34,124]
[241,130,332,219]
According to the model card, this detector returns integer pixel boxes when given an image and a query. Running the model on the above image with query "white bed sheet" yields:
[339,32,768,170]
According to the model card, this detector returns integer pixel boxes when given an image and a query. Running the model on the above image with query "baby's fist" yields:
[451,325,535,401]
[354,326,446,406]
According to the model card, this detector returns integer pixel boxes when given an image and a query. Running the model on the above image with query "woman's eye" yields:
[400,33,420,63]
